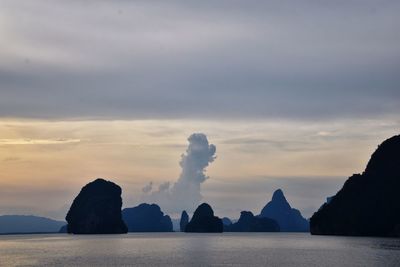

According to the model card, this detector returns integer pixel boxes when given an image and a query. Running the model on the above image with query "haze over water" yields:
[1,233,400,267]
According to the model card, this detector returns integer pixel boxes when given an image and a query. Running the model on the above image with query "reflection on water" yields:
[374,241,400,251]
[0,233,399,266]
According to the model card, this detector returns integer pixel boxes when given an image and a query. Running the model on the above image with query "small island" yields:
[122,203,173,232]
[185,203,223,233]
[65,178,128,234]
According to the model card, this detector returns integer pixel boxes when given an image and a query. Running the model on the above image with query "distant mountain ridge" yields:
[259,189,309,232]
[0,215,65,234]
[122,203,173,232]
[225,211,279,232]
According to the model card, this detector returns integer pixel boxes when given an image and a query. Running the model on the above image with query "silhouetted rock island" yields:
[311,135,400,237]
[66,178,127,234]
[185,203,223,233]
[122,203,173,232]
[180,210,189,232]
[225,211,280,232]
[259,189,309,232]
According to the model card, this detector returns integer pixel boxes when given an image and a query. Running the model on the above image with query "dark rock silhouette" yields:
[311,135,400,237]
[326,196,334,204]
[179,210,189,232]
[185,203,223,233]
[317,196,334,212]
[66,178,127,234]
[224,211,280,232]
[59,224,67,233]
[259,189,309,232]
[122,203,173,232]
[222,217,232,226]
[0,215,65,234]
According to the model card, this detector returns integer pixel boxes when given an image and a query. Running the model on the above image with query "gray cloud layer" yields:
[0,0,399,120]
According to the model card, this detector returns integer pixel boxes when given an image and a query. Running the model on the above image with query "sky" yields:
[0,0,399,220]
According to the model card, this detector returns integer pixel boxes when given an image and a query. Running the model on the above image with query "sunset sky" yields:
[0,1,399,220]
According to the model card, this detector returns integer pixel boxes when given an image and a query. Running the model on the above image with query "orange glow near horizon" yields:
[0,118,398,218]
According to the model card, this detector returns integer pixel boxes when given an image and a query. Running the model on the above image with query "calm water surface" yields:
[0,233,399,266]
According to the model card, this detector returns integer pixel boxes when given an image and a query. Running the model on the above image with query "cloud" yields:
[3,157,20,162]
[158,182,171,192]
[316,131,333,137]
[0,138,80,145]
[141,182,153,193]
[141,133,216,214]
[0,1,399,120]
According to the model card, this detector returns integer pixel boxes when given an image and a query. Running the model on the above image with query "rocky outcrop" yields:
[66,178,127,234]
[180,210,189,232]
[224,211,280,232]
[122,203,173,232]
[185,203,223,233]
[259,189,309,232]
[310,135,400,237]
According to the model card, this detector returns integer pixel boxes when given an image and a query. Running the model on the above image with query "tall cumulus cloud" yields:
[141,133,216,214]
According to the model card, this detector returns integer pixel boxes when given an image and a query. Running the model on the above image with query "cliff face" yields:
[310,135,400,237]
[185,203,223,233]
[179,210,189,232]
[122,203,173,232]
[224,211,280,232]
[66,178,127,234]
[259,189,309,232]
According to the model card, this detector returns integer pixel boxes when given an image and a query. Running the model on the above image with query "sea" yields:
[0,233,399,266]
